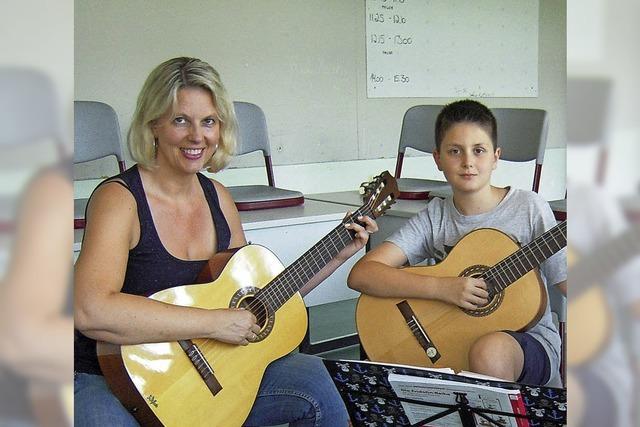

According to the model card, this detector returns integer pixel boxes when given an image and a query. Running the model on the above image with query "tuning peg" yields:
[359,179,376,195]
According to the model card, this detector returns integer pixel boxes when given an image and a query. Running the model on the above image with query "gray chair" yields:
[428,107,549,199]
[549,197,566,221]
[0,68,65,232]
[74,100,126,229]
[393,105,451,200]
[229,102,303,210]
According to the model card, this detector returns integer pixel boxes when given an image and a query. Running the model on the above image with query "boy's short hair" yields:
[128,57,237,173]
[434,100,498,151]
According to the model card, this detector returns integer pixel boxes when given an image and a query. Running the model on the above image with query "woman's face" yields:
[152,87,220,176]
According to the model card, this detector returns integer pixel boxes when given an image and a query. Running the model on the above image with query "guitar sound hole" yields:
[460,265,503,316]
[468,272,495,307]
[239,297,269,328]
[229,287,276,340]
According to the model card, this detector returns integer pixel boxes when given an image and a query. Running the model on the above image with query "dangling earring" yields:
[153,138,158,157]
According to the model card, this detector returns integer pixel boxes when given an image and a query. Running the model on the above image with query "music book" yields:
[388,372,528,426]
[323,359,566,427]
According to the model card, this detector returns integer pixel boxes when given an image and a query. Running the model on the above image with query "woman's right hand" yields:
[437,277,489,310]
[209,308,262,346]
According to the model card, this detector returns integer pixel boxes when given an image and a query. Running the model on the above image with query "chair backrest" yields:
[233,101,275,186]
[394,105,441,179]
[74,100,125,172]
[395,105,548,192]
[492,108,548,164]
[493,108,548,192]
[396,105,441,156]
[0,67,63,148]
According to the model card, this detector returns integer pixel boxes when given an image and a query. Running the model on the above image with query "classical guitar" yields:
[96,171,399,427]
[356,221,566,373]
[567,224,640,366]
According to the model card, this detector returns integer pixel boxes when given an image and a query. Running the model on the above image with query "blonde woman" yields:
[74,57,375,426]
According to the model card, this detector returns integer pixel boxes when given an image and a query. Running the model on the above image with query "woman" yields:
[74,57,376,426]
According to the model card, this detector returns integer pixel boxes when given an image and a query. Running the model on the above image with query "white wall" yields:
[75,0,566,200]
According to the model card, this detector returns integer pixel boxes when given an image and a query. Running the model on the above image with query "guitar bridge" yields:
[178,339,222,396]
[396,300,441,364]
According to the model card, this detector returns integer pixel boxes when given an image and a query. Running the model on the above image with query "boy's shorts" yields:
[504,331,551,385]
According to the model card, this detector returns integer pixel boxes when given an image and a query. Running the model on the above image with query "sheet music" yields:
[388,373,526,426]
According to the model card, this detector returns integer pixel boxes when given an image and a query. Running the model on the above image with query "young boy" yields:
[348,99,566,386]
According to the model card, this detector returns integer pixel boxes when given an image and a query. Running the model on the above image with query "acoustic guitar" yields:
[356,221,566,373]
[96,171,399,427]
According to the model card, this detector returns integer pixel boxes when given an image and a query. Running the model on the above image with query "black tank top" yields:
[74,165,231,375]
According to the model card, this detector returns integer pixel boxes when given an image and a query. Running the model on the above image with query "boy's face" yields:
[433,122,501,195]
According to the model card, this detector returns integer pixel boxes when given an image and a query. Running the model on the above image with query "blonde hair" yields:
[127,57,237,172]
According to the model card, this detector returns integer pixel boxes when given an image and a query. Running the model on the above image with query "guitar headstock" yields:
[359,171,399,218]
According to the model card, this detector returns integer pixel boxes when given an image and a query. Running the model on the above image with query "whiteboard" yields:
[366,0,539,98]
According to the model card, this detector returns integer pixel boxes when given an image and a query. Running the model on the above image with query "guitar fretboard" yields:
[255,205,373,311]
[483,221,567,293]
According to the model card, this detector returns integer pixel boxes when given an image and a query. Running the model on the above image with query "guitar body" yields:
[356,228,547,372]
[566,248,611,366]
[98,245,308,427]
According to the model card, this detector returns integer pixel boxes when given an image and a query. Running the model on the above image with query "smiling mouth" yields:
[181,148,205,155]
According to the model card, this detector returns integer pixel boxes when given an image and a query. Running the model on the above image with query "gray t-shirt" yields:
[387,187,566,386]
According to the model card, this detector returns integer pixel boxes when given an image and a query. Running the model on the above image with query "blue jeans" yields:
[74,353,348,426]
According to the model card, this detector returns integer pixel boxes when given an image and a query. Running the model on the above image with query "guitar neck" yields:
[484,221,566,293]
[256,205,373,311]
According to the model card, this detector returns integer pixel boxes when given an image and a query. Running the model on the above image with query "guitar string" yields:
[250,201,375,311]
[261,201,372,309]
[198,201,376,359]
[197,196,379,357]
[197,205,557,364]
[195,221,358,358]
[238,205,562,311]
[485,223,566,293]
[494,222,566,291]
[196,216,362,357]
[192,218,559,367]
[253,207,367,312]
[483,222,566,295]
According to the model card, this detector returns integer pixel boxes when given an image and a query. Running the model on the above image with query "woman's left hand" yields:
[339,214,378,260]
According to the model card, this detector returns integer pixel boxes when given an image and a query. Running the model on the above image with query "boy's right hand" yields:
[438,277,489,310]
